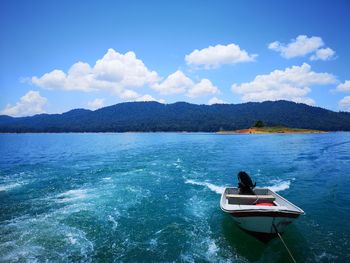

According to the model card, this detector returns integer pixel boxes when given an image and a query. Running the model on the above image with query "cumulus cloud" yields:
[187,79,219,98]
[231,63,336,105]
[151,70,193,95]
[339,96,350,111]
[87,98,105,110]
[151,70,219,97]
[0,90,47,117]
[185,43,257,69]
[268,35,335,61]
[120,89,140,100]
[268,35,323,58]
[208,97,227,105]
[310,47,335,61]
[32,49,160,98]
[116,88,165,103]
[335,80,350,92]
[336,81,350,111]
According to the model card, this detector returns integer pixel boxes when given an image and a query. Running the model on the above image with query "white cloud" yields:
[0,90,47,117]
[87,98,105,110]
[208,97,227,105]
[32,49,160,98]
[115,88,165,104]
[268,35,335,61]
[185,43,257,69]
[187,79,219,98]
[151,70,193,95]
[33,69,69,90]
[231,63,336,105]
[310,47,335,61]
[135,94,165,104]
[152,70,219,98]
[116,89,165,103]
[339,96,350,111]
[268,35,323,58]
[120,89,140,100]
[335,80,350,92]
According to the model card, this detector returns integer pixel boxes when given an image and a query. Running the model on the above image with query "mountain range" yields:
[1,100,350,132]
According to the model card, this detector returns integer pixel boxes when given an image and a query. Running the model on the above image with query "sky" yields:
[1,0,350,116]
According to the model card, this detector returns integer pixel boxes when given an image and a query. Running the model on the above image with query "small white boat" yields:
[220,187,304,239]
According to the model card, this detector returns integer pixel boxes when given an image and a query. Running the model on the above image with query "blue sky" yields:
[1,0,350,116]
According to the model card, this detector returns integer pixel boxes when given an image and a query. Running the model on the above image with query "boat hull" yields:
[220,187,304,241]
[230,212,299,234]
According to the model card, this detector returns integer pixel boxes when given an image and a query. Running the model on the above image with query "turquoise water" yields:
[0,133,349,262]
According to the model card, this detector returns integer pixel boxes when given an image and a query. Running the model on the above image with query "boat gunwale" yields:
[220,187,305,215]
[221,208,302,218]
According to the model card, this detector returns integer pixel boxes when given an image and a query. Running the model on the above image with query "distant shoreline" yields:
[0,130,336,135]
[217,127,327,134]
[1,101,350,132]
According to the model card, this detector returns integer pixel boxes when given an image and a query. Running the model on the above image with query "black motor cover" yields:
[237,171,256,194]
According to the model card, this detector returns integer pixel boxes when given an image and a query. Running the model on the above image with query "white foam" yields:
[207,240,219,255]
[67,233,77,245]
[102,177,112,181]
[108,215,118,230]
[180,253,195,263]
[125,186,139,193]
[155,229,163,235]
[0,182,22,192]
[147,238,158,251]
[0,218,94,262]
[173,163,181,168]
[56,189,88,202]
[185,179,225,194]
[267,180,291,192]
[0,244,44,262]
[315,251,338,262]
[186,195,207,218]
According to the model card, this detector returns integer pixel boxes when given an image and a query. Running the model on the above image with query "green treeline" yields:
[0,100,350,132]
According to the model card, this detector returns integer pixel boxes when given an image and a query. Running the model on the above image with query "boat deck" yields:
[220,187,304,214]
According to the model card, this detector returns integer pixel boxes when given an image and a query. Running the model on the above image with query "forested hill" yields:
[1,100,350,132]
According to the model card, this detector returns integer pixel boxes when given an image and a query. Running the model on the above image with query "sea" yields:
[0,133,349,262]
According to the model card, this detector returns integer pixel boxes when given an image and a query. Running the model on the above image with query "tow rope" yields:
[273,223,297,263]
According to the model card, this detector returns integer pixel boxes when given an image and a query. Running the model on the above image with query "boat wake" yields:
[56,189,89,203]
[185,178,291,194]
[185,179,225,194]
[266,180,291,192]
[0,182,22,192]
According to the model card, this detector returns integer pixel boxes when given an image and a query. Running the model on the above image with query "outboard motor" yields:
[237,171,256,195]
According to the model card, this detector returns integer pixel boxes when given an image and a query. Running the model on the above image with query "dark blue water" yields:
[0,133,349,262]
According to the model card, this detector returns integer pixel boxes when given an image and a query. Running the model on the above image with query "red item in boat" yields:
[255,202,275,206]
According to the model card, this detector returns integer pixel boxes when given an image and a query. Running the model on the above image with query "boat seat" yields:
[226,194,276,202]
